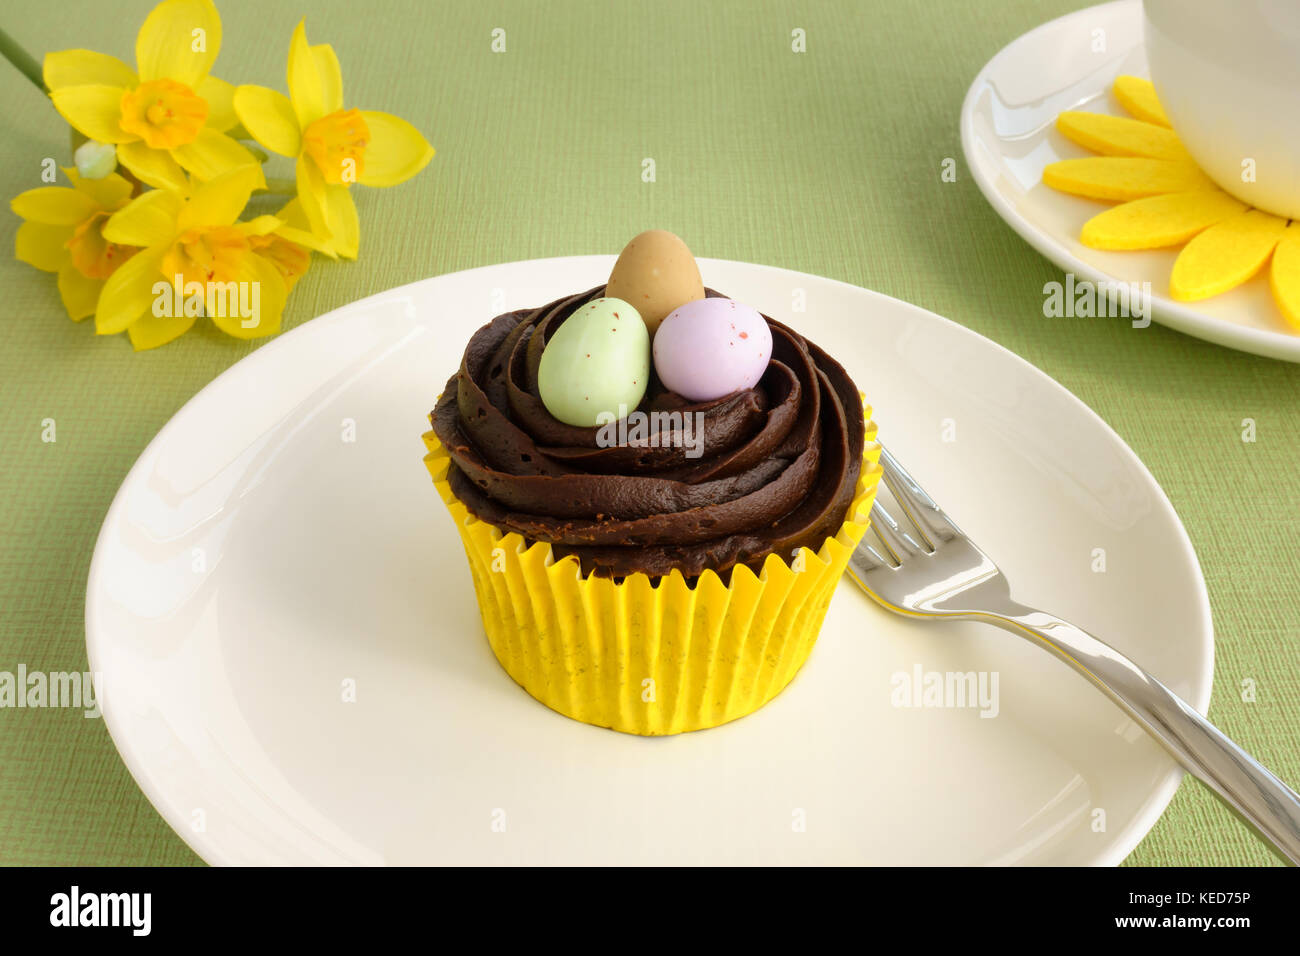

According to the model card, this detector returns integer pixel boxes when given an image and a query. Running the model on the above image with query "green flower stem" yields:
[0,27,46,93]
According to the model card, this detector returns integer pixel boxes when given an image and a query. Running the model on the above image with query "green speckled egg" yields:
[538,297,649,427]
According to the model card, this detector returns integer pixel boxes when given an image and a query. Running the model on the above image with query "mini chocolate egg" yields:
[605,230,706,335]
[653,298,772,402]
[538,297,650,427]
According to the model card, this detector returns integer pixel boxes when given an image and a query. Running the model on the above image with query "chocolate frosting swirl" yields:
[430,286,865,579]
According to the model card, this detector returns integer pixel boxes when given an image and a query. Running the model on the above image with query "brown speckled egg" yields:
[605,230,705,335]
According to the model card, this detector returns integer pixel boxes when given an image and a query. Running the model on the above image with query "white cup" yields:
[1143,0,1300,220]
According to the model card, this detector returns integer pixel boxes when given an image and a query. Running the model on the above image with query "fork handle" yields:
[986,602,1300,865]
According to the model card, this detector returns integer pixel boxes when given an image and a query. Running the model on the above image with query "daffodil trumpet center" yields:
[248,233,310,290]
[66,211,137,280]
[302,108,370,185]
[162,226,249,287]
[120,79,209,150]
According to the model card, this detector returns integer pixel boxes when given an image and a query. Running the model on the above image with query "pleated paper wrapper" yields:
[422,409,881,735]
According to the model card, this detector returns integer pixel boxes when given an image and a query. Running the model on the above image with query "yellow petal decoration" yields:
[1112,75,1170,128]
[1081,189,1247,250]
[1270,227,1300,331]
[1043,76,1299,332]
[1170,210,1289,301]
[1043,157,1209,202]
[1056,111,1188,161]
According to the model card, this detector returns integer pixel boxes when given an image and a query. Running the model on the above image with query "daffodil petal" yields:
[179,163,266,229]
[49,85,135,144]
[234,215,283,236]
[1113,75,1171,127]
[273,197,336,256]
[171,129,259,181]
[71,170,135,208]
[116,140,189,190]
[11,186,100,226]
[95,245,166,334]
[357,111,435,187]
[295,157,357,257]
[1270,227,1300,332]
[232,85,301,156]
[294,154,332,241]
[57,262,102,320]
[287,21,326,127]
[276,223,336,257]
[15,221,75,271]
[199,75,237,130]
[276,197,310,230]
[136,0,222,87]
[1056,111,1189,161]
[313,44,343,115]
[320,182,359,258]
[1080,189,1247,250]
[127,310,198,349]
[44,49,137,91]
[208,250,286,339]
[1169,210,1289,301]
[102,189,185,246]
[1043,157,1211,202]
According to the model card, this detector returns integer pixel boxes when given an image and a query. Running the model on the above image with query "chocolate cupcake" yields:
[423,232,881,735]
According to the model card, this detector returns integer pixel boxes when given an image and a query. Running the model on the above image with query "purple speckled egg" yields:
[652,298,773,402]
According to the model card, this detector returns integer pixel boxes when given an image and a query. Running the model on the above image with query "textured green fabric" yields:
[0,0,1295,867]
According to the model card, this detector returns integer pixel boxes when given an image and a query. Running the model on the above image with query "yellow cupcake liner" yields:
[422,408,881,735]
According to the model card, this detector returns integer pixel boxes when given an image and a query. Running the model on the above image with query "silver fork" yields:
[847,444,1300,865]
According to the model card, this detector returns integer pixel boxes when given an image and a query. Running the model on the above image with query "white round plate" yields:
[86,256,1213,865]
[960,0,1300,363]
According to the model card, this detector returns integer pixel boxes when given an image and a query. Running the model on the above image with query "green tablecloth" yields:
[1,0,1295,866]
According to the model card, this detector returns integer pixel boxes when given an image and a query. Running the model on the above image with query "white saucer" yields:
[85,256,1213,865]
[960,0,1300,362]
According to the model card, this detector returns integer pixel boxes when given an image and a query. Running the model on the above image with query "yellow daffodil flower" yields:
[232,21,435,259]
[44,0,256,191]
[250,198,332,293]
[95,164,292,349]
[12,170,139,321]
